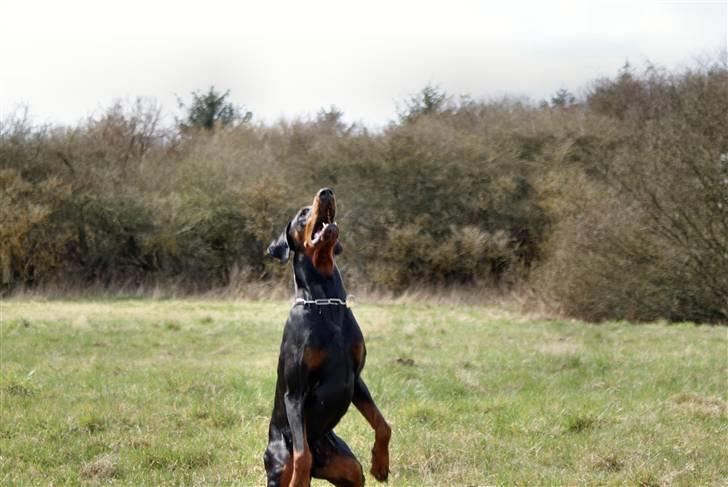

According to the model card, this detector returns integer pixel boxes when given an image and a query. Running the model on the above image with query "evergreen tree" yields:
[177,86,251,130]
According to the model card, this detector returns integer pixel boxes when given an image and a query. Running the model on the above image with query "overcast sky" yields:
[1,0,726,128]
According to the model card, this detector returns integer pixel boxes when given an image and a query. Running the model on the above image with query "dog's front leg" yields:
[353,377,391,482]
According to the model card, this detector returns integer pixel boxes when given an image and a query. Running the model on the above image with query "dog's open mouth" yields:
[303,190,339,275]
[311,213,338,245]
[307,197,337,247]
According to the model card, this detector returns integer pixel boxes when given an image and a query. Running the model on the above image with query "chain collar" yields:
[294,297,348,307]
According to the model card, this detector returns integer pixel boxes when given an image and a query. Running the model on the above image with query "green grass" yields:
[1,300,726,485]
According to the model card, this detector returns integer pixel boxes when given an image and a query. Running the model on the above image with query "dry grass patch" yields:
[670,392,727,418]
[80,454,118,480]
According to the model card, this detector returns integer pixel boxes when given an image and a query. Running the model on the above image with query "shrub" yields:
[2,58,726,323]
[535,61,728,322]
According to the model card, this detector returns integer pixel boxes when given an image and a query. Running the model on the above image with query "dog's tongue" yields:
[312,222,338,246]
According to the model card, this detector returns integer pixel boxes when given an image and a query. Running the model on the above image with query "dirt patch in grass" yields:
[670,392,726,418]
[80,454,118,480]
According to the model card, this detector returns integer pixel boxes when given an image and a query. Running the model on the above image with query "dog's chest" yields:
[301,313,364,373]
[302,327,362,406]
[301,341,355,423]
[311,356,354,404]
[302,339,364,375]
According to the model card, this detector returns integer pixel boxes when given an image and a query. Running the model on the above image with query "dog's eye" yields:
[301,208,309,215]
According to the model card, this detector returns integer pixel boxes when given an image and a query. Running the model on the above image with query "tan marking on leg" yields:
[303,347,327,370]
[353,399,391,482]
[370,425,390,482]
[279,456,293,486]
[290,446,312,487]
[316,454,364,487]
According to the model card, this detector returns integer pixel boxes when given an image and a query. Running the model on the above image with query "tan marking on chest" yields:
[351,343,365,367]
[303,347,327,370]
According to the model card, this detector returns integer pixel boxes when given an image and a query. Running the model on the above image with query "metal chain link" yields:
[294,297,348,306]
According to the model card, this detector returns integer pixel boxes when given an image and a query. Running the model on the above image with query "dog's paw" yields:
[370,445,389,482]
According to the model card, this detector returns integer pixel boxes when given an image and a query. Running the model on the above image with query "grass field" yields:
[1,299,726,486]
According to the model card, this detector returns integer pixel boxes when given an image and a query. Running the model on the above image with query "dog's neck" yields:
[307,241,336,277]
[292,253,347,302]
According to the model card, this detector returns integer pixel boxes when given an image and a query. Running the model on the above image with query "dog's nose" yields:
[317,188,334,200]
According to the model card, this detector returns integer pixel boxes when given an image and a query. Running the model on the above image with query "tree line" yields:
[2,59,726,323]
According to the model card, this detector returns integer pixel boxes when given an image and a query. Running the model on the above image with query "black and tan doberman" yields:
[264,188,391,487]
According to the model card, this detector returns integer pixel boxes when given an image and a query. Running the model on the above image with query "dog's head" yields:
[267,187,342,276]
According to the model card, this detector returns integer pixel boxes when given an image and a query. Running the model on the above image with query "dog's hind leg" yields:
[311,431,365,487]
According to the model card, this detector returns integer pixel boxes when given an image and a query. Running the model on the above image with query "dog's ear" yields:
[267,222,292,264]
[334,241,343,256]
